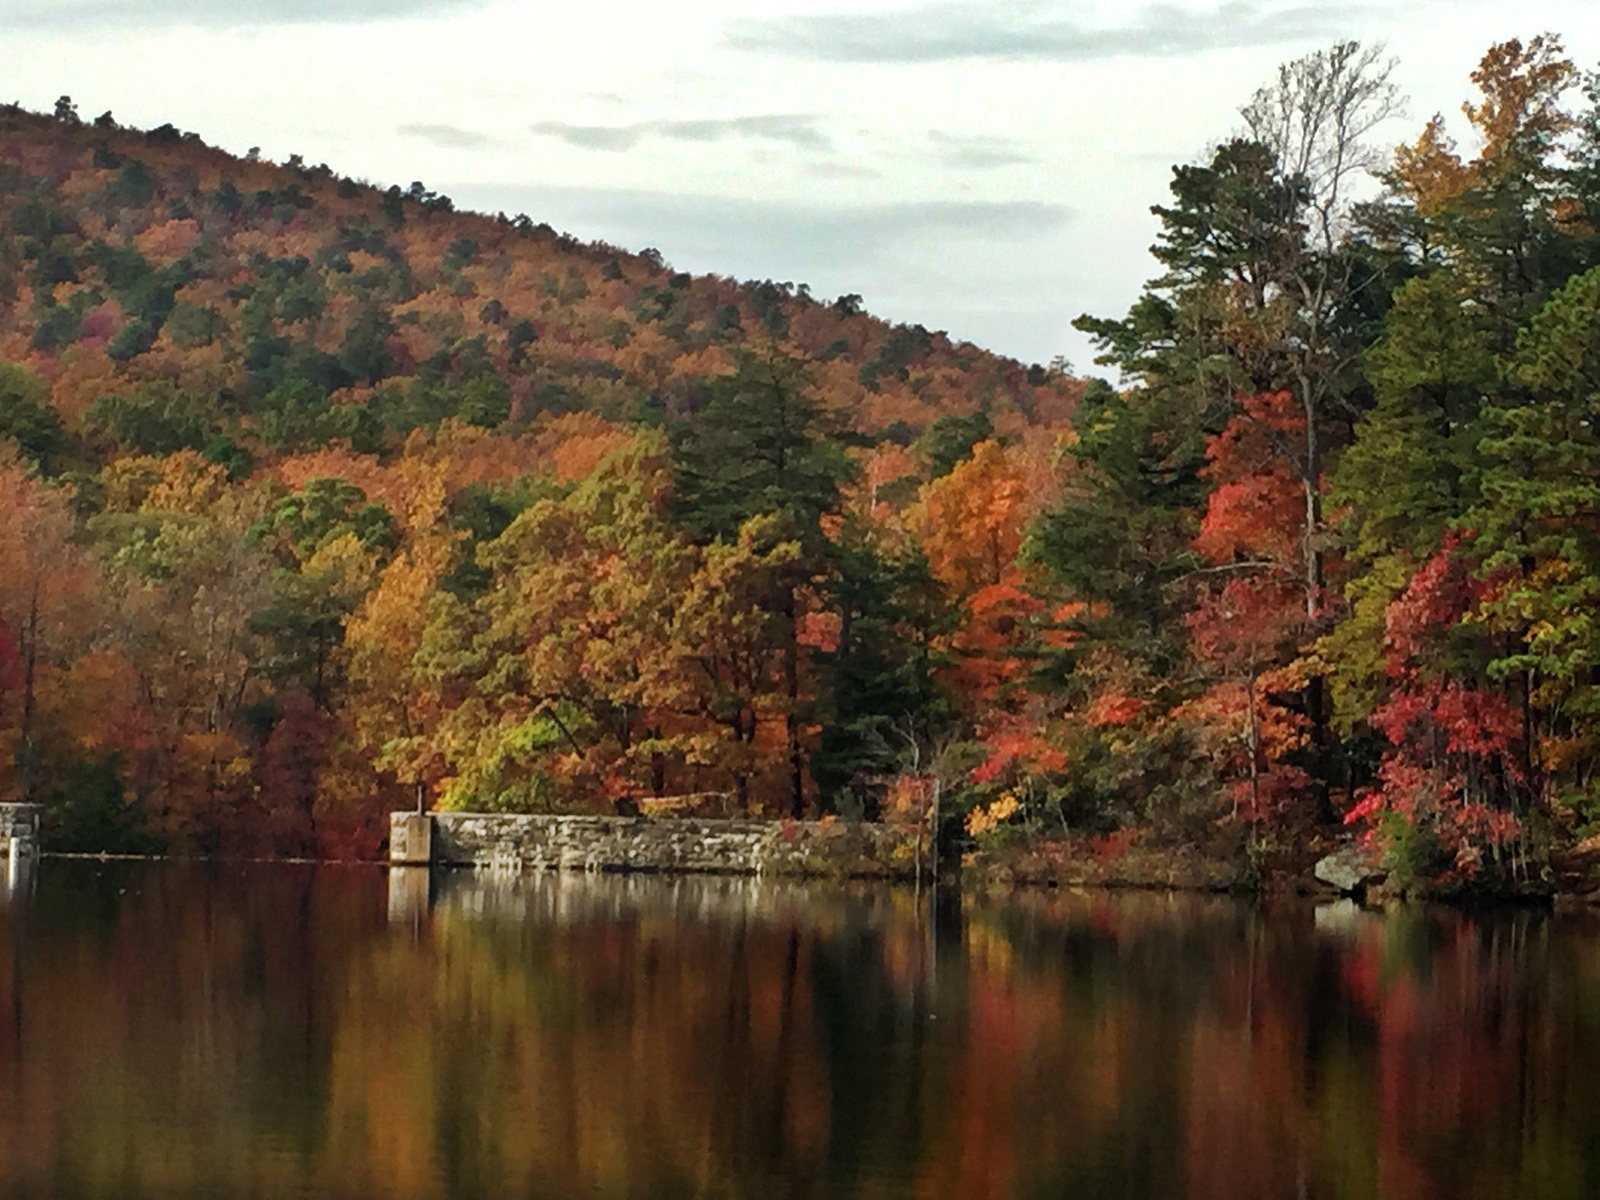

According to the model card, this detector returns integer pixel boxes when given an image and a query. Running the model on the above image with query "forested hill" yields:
[0,96,1080,859]
[0,100,1076,460]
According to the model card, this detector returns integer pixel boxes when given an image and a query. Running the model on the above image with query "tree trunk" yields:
[1245,668,1260,821]
[785,638,804,820]
[18,585,39,806]
[1302,390,1333,823]
[784,585,804,819]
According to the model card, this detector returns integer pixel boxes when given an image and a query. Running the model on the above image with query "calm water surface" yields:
[0,861,1595,1199]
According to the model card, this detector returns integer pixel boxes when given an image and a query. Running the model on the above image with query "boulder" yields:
[1314,844,1384,893]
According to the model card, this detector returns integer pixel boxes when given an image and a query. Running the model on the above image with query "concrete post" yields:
[0,804,43,901]
[390,812,433,865]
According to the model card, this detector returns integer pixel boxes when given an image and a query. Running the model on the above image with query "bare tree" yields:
[1237,44,1406,817]
[1242,40,1406,253]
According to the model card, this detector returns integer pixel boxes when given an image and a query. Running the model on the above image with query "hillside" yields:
[0,99,1081,858]
[0,101,1077,459]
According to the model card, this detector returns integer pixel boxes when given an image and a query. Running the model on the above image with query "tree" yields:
[411,438,714,811]
[1028,381,1203,670]
[1073,42,1405,810]
[247,479,396,708]
[1470,266,1600,814]
[88,381,219,457]
[1324,37,1595,824]
[670,351,853,815]
[1242,41,1404,255]
[0,363,67,474]
[810,528,953,815]
[670,350,850,544]
[0,450,93,803]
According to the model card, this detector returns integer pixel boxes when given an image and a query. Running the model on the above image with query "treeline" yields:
[2,36,1598,884]
[1053,36,1600,881]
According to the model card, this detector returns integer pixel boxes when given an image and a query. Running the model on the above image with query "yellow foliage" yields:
[966,790,1021,836]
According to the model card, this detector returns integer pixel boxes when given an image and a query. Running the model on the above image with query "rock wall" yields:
[0,805,43,849]
[415,812,926,879]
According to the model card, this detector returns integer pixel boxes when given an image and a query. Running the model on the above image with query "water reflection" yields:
[0,863,1598,1198]
[0,847,34,904]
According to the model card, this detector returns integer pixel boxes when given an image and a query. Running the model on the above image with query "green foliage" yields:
[253,379,381,453]
[31,300,83,351]
[251,477,397,561]
[1028,383,1202,664]
[165,301,223,349]
[371,370,511,435]
[442,237,478,271]
[42,754,164,855]
[1378,810,1450,884]
[10,192,71,242]
[203,435,254,480]
[443,477,558,599]
[1470,267,1600,714]
[916,410,993,478]
[88,382,219,456]
[1149,139,1304,288]
[670,351,852,546]
[107,317,157,361]
[0,361,66,472]
[338,299,395,385]
[811,534,954,812]
[859,324,932,390]
[456,372,511,428]
[1332,274,1499,564]
[106,159,155,208]
[92,242,188,336]
[249,563,364,709]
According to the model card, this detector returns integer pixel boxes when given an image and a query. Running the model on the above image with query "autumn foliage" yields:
[2,33,1598,888]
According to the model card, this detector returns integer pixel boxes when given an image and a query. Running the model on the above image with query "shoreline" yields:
[28,845,1590,909]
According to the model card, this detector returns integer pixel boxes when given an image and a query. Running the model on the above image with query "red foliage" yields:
[1187,577,1306,677]
[1383,536,1475,669]
[972,715,1068,784]
[0,616,20,715]
[316,818,386,862]
[1232,765,1313,825]
[1087,829,1137,861]
[257,694,331,857]
[1346,540,1524,875]
[1373,679,1522,764]
[1194,390,1307,568]
[1086,693,1142,728]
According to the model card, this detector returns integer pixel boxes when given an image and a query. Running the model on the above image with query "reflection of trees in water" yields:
[0,862,384,1195]
[0,868,1599,1197]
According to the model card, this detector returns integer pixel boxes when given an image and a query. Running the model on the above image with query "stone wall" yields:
[0,804,43,849]
[412,812,927,880]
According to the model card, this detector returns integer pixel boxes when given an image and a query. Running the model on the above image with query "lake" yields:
[0,862,1595,1198]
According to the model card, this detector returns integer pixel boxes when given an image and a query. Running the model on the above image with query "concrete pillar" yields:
[390,812,433,865]
[0,804,43,902]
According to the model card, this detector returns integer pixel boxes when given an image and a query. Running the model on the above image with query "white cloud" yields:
[4,0,1595,366]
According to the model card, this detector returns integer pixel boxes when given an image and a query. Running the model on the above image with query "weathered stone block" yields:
[390,812,433,865]
[0,804,43,848]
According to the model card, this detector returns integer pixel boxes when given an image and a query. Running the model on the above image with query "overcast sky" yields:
[3,1,1594,369]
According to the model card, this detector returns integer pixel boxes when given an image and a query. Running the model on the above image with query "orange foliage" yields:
[918,440,1053,599]
[134,217,201,264]
[1194,390,1306,568]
